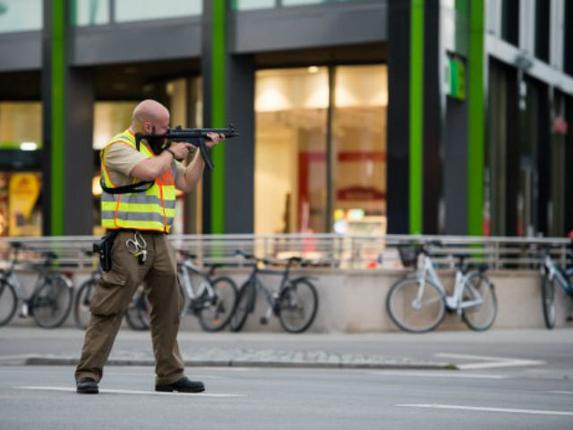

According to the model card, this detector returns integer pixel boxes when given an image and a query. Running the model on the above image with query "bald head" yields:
[131,99,170,133]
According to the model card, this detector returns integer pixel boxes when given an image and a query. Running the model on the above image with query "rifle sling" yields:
[100,177,154,195]
[101,136,155,194]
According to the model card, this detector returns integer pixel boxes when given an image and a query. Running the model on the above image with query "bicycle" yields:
[229,250,319,334]
[127,251,239,332]
[539,246,573,329]
[177,250,238,331]
[385,241,497,333]
[74,249,153,331]
[0,242,74,329]
[73,250,101,329]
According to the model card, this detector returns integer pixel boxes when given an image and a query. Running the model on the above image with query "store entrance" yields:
[254,64,388,235]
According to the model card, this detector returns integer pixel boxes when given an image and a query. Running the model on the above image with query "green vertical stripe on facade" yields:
[210,0,226,233]
[51,0,65,235]
[468,0,485,235]
[409,0,424,234]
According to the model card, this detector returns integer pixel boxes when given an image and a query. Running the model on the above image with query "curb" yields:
[0,355,458,370]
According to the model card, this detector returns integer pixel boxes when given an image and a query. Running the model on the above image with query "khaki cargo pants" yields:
[75,230,185,386]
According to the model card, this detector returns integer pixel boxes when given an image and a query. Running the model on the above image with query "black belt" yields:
[107,229,166,235]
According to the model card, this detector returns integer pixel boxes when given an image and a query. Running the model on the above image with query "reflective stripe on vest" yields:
[100,129,177,233]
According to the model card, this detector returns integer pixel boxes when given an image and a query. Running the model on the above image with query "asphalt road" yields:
[0,328,572,429]
[0,365,572,430]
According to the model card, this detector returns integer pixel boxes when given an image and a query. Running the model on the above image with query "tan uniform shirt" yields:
[104,142,185,186]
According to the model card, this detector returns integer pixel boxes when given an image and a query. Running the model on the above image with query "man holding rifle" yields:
[75,99,225,394]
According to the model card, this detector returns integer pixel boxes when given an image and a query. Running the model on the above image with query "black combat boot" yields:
[76,377,99,394]
[155,377,205,393]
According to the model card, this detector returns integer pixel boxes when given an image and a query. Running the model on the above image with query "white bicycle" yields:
[386,241,497,333]
[127,251,238,332]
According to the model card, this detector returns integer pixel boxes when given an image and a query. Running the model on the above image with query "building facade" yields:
[0,0,571,237]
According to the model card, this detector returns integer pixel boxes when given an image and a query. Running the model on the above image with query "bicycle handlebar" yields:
[234,250,315,267]
[178,249,198,260]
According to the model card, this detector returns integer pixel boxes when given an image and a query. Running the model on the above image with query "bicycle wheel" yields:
[0,281,18,327]
[197,276,238,332]
[541,274,557,329]
[32,275,73,329]
[278,279,319,334]
[386,276,446,333]
[125,285,150,331]
[73,278,96,330]
[229,281,256,332]
[461,272,497,331]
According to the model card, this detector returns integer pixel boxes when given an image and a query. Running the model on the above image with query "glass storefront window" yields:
[332,65,387,236]
[115,0,202,23]
[235,0,369,10]
[0,172,42,237]
[254,65,388,235]
[0,102,42,150]
[92,102,137,150]
[255,67,328,234]
[74,0,109,26]
[282,0,326,5]
[0,0,42,33]
[0,102,42,237]
[92,101,138,236]
[235,0,275,10]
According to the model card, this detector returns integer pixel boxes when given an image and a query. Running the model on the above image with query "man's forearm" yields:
[183,150,205,190]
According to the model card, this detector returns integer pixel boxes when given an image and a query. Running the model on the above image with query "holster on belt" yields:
[93,230,119,272]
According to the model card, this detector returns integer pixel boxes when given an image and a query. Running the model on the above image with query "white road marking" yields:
[373,371,506,379]
[16,386,244,398]
[435,353,545,370]
[202,367,253,372]
[0,354,40,363]
[396,404,573,417]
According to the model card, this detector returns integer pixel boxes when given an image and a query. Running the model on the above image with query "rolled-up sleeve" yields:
[105,142,149,176]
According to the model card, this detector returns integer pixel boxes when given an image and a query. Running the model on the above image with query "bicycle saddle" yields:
[477,264,489,272]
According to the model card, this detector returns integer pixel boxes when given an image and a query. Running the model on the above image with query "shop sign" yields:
[446,56,466,101]
[9,173,40,236]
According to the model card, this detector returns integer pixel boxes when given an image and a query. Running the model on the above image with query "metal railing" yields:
[0,234,570,273]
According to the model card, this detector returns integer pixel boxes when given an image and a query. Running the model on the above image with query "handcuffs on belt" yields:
[125,232,148,265]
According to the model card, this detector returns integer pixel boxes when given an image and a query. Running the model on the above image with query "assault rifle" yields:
[135,124,239,170]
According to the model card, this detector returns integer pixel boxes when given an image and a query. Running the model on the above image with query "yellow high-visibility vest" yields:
[100,129,176,233]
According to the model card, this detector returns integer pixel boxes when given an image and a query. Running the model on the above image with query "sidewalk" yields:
[1,327,571,370]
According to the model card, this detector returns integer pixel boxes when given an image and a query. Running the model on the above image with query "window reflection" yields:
[235,0,366,10]
[0,0,42,33]
[333,65,387,235]
[74,0,109,26]
[115,0,202,23]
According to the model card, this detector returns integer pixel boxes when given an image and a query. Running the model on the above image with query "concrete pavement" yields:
[1,327,572,372]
